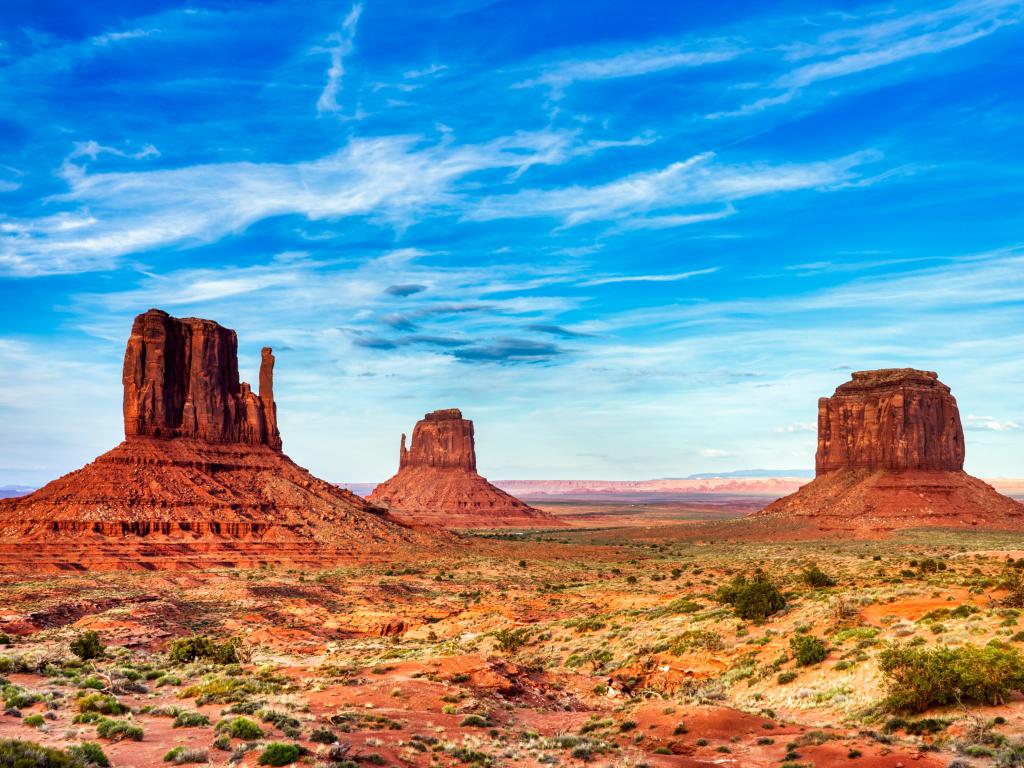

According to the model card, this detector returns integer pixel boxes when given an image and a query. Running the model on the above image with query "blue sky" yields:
[1,0,1023,485]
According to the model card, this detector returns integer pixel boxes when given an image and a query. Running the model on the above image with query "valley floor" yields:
[2,513,1024,767]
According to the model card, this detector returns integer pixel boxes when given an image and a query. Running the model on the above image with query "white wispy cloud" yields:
[775,422,816,433]
[0,131,591,276]
[316,3,363,114]
[966,414,1021,431]
[468,150,879,226]
[516,40,741,96]
[715,0,1023,117]
[700,448,733,458]
[580,267,717,287]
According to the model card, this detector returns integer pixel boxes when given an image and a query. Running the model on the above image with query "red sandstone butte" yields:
[756,368,1024,532]
[0,309,431,571]
[368,409,560,528]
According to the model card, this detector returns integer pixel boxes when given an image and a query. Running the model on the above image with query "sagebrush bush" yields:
[0,739,92,767]
[716,572,786,621]
[67,742,109,767]
[77,694,127,716]
[217,716,263,740]
[879,641,1024,713]
[258,742,303,766]
[172,710,210,728]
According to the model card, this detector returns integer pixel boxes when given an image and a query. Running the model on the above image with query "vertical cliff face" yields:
[399,409,477,471]
[815,369,964,474]
[122,309,281,450]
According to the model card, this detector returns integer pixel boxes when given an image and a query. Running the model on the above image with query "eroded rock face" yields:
[816,369,964,474]
[399,408,476,471]
[756,368,1023,533]
[123,309,281,449]
[370,409,560,528]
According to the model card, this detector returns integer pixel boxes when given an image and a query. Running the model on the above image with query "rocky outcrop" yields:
[757,368,1024,533]
[0,309,436,570]
[816,369,964,473]
[123,309,280,449]
[369,409,561,528]
[400,408,477,471]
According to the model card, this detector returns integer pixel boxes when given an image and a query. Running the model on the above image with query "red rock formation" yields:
[123,309,280,449]
[0,309,436,571]
[816,369,964,473]
[756,368,1024,533]
[369,409,561,528]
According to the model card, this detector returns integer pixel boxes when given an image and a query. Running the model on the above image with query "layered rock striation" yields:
[369,409,560,528]
[757,368,1024,532]
[0,309,431,570]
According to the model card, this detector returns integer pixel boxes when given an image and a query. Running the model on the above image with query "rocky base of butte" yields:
[756,368,1024,533]
[369,409,560,528]
[0,309,434,571]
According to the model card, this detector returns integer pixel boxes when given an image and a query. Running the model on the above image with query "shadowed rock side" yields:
[0,309,435,571]
[369,409,561,528]
[756,368,1024,532]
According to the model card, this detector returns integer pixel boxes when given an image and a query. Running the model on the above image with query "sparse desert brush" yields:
[167,635,245,665]
[94,718,143,742]
[492,627,531,653]
[216,715,264,740]
[171,710,210,728]
[879,640,1024,713]
[258,742,304,766]
[70,631,105,662]
[77,693,126,716]
[800,564,836,588]
[716,572,786,622]
[163,746,208,764]
[67,741,110,767]
[0,739,96,767]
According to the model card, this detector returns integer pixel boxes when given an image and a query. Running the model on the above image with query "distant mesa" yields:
[0,308,431,571]
[368,408,561,528]
[756,368,1024,531]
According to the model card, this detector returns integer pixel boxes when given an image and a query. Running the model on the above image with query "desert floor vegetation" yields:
[4,525,1024,766]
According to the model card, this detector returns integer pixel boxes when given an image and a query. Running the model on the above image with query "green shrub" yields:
[167,636,241,665]
[163,746,208,764]
[95,719,143,742]
[258,743,303,766]
[492,627,531,654]
[717,572,786,621]
[23,714,46,728]
[70,632,105,661]
[67,742,110,767]
[0,633,11,646]
[777,671,797,684]
[879,641,1024,713]
[790,635,827,666]
[77,694,126,716]
[0,739,91,767]
[172,710,210,728]
[800,564,836,588]
[3,685,41,709]
[217,716,263,740]
[308,727,336,744]
[459,714,488,727]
